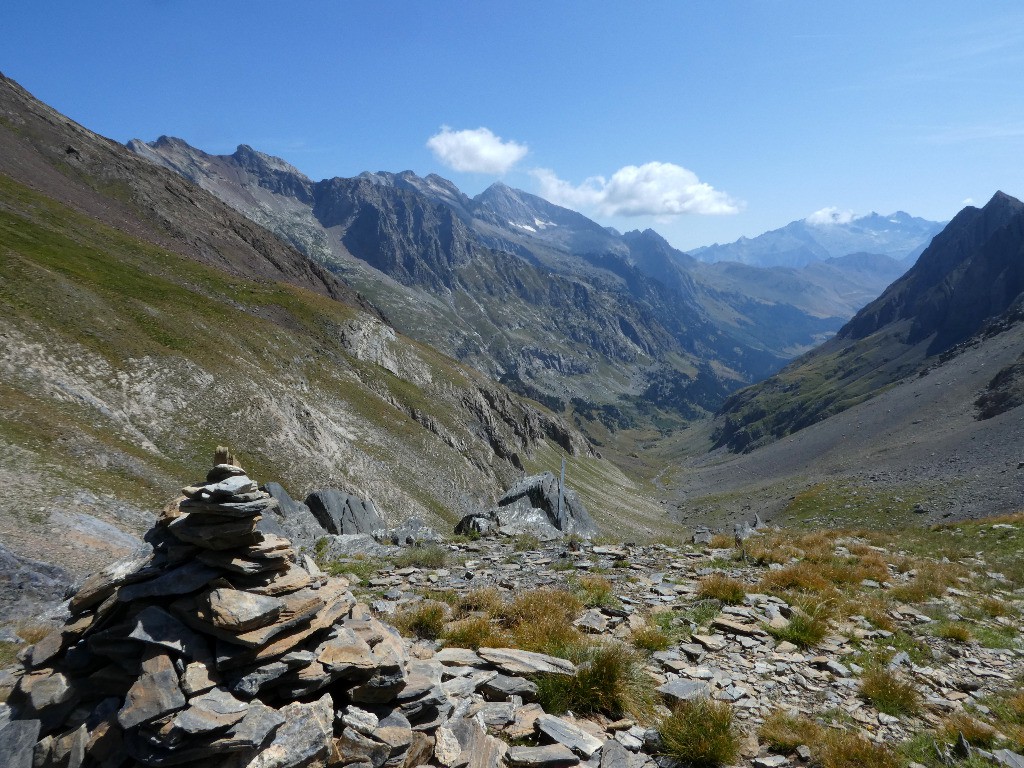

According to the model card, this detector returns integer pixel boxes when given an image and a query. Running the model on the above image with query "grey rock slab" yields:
[69,547,153,613]
[125,605,213,662]
[0,705,40,768]
[305,489,385,536]
[172,689,248,736]
[993,750,1024,768]
[202,588,284,632]
[601,740,633,768]
[536,714,603,759]
[507,744,580,767]
[118,649,186,729]
[497,472,597,538]
[242,693,333,768]
[167,514,261,550]
[752,757,790,767]
[117,560,220,602]
[477,647,576,676]
[575,609,609,634]
[262,482,325,548]
[657,679,711,703]
[481,673,539,702]
[434,647,486,667]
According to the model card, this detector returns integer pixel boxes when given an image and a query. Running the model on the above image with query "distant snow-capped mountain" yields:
[689,210,944,268]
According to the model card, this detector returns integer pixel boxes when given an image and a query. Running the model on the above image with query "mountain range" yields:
[126,138,941,446]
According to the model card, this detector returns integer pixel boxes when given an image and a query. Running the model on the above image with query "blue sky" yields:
[4,1,1024,250]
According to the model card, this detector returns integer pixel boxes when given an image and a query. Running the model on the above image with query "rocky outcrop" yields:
[305,490,386,537]
[0,542,71,623]
[455,472,597,540]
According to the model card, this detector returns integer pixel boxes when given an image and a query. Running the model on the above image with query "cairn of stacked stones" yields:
[3,453,417,767]
[2,451,615,768]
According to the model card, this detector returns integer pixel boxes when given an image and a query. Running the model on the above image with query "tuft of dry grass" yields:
[697,573,747,605]
[939,711,997,747]
[934,621,973,643]
[536,642,656,722]
[759,561,835,595]
[888,560,964,604]
[16,622,52,645]
[454,586,504,617]
[758,709,822,753]
[629,624,672,653]
[574,574,618,608]
[443,616,504,650]
[393,601,449,640]
[708,533,736,549]
[859,665,921,716]
[816,730,899,768]
[493,587,587,659]
[658,697,738,767]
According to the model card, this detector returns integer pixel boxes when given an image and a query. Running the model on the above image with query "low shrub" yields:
[658,697,738,768]
[697,573,747,605]
[535,643,655,722]
[859,665,921,716]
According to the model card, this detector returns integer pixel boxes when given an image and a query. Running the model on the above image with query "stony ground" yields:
[325,521,1024,768]
[3,502,1024,768]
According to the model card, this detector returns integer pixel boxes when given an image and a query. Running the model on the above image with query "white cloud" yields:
[530,162,739,218]
[805,206,857,226]
[426,126,528,174]
[962,197,976,206]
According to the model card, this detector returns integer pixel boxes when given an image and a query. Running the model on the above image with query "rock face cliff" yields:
[714,191,1024,452]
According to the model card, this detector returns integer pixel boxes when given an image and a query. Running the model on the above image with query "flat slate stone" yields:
[481,673,539,702]
[477,647,576,676]
[657,679,710,703]
[202,588,284,632]
[171,689,248,736]
[118,649,186,729]
[125,605,212,662]
[117,560,220,602]
[536,714,603,759]
[0,705,40,768]
[507,743,580,767]
[245,693,333,768]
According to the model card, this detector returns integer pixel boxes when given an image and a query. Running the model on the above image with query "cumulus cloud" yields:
[805,206,857,226]
[426,126,528,174]
[530,162,739,218]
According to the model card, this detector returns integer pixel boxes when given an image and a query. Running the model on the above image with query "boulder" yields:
[454,472,597,540]
[305,489,386,536]
[261,483,326,550]
[497,473,597,538]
